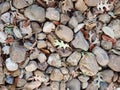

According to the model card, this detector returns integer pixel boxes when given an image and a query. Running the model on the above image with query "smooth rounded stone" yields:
[68,16,78,29]
[30,48,39,60]
[108,19,120,39]
[75,0,88,12]
[99,14,111,23]
[66,79,81,90]
[38,53,47,63]
[86,82,98,90]
[10,42,26,63]
[108,54,120,72]
[60,67,69,74]
[25,72,33,80]
[99,82,108,90]
[101,70,114,83]
[92,46,109,66]
[31,22,42,33]
[47,53,62,68]
[43,22,55,33]
[25,61,38,72]
[37,33,46,40]
[115,39,120,50]
[50,69,63,81]
[0,1,10,14]
[38,62,48,71]
[24,5,45,22]
[5,58,18,71]
[11,69,20,77]
[60,14,70,25]
[73,11,84,23]
[37,40,47,49]
[113,72,118,82]
[46,8,60,21]
[0,68,4,84]
[84,0,99,6]
[78,75,89,82]
[17,79,26,87]
[24,81,41,90]
[101,40,112,50]
[79,53,99,76]
[39,86,51,90]
[50,82,59,90]
[114,2,120,15]
[55,25,73,42]
[82,82,88,89]
[60,81,66,90]
[5,75,14,84]
[66,51,81,66]
[71,31,89,51]
[13,0,33,9]
[46,66,54,74]
[58,48,72,57]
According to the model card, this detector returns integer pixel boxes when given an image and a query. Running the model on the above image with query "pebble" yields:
[39,86,51,90]
[99,14,111,23]
[114,1,120,15]
[50,82,59,90]
[86,82,98,90]
[5,75,14,84]
[38,62,48,71]
[25,72,33,80]
[0,1,10,14]
[37,33,46,40]
[108,54,120,72]
[25,61,38,72]
[0,68,4,84]
[47,53,62,68]
[24,5,45,22]
[75,0,88,12]
[43,22,55,33]
[66,79,81,90]
[17,79,26,87]
[60,14,70,25]
[68,16,78,29]
[78,75,89,82]
[0,31,7,43]
[30,48,39,60]
[10,42,26,63]
[72,31,89,51]
[92,46,109,66]
[99,82,108,90]
[79,53,99,76]
[37,40,47,49]
[84,0,99,6]
[31,22,42,33]
[55,25,73,42]
[46,8,60,21]
[50,69,63,81]
[101,40,112,50]
[38,53,47,63]
[115,39,120,50]
[73,11,84,23]
[5,58,18,71]
[66,51,81,66]
[101,70,114,83]
[60,67,69,74]
[60,81,66,90]
[13,0,33,9]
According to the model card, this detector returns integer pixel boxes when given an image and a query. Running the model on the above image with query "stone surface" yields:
[101,40,112,50]
[99,14,111,23]
[50,82,59,90]
[13,0,33,9]
[68,16,78,29]
[66,79,81,90]
[72,31,89,51]
[38,53,47,63]
[17,79,27,87]
[92,46,109,66]
[66,51,81,66]
[43,22,55,33]
[108,55,120,72]
[73,11,84,23]
[55,25,73,42]
[79,53,99,76]
[50,69,63,81]
[46,8,60,21]
[24,5,45,22]
[37,33,46,40]
[84,0,99,6]
[37,40,47,49]
[60,14,70,24]
[47,53,62,68]
[0,1,10,14]
[31,22,42,33]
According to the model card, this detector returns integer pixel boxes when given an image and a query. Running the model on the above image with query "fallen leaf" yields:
[81,29,89,39]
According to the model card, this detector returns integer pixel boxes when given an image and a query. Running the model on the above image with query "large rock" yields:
[55,25,73,42]
[108,55,120,72]
[72,31,89,51]
[79,53,99,76]
[13,0,33,9]
[24,5,45,22]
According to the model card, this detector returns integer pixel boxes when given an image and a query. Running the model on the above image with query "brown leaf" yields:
[40,48,50,54]
[81,29,89,39]
[89,43,95,51]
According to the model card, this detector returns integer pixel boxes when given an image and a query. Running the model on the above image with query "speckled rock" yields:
[50,69,63,81]
[46,8,60,21]
[51,82,59,90]
[92,46,109,66]
[67,79,81,90]
[72,31,89,51]
[47,53,62,68]
[37,40,47,49]
[24,5,45,22]
[99,14,111,23]
[108,55,120,72]
[55,25,73,42]
[101,40,112,50]
[66,51,81,66]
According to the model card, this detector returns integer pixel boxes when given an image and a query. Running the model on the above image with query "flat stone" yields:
[31,22,42,33]
[38,53,47,63]
[17,79,27,87]
[43,22,55,33]
[84,0,99,6]
[37,40,47,49]
[66,51,81,66]
[68,16,78,29]
[24,5,45,22]
[50,69,63,81]
[99,14,111,23]
[72,31,89,51]
[50,82,59,90]
[60,14,70,25]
